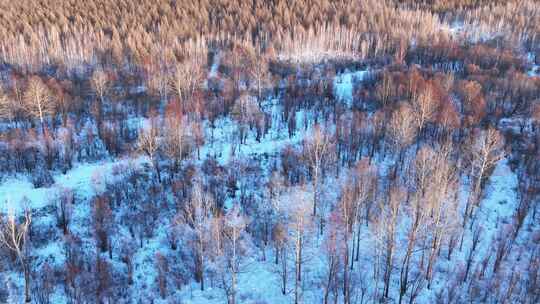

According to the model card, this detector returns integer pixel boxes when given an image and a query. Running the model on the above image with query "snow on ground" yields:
[176,259,290,304]
[209,51,221,79]
[481,157,519,225]
[129,85,147,95]
[333,69,370,107]
[469,157,518,259]
[202,102,308,164]
[0,158,143,214]
[0,178,49,213]
[529,65,539,77]
[0,156,151,302]
[442,19,503,43]
[0,59,528,303]
[527,52,539,77]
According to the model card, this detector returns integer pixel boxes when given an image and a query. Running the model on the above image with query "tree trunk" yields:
[23,264,31,303]
[343,243,350,304]
[312,172,319,216]
[281,247,287,295]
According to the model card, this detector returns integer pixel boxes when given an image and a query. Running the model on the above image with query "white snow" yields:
[529,66,539,77]
[0,157,145,214]
[333,69,370,107]
[527,52,539,77]
[209,52,221,78]
[0,51,532,304]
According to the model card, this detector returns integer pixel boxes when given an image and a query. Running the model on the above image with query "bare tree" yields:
[398,147,436,303]
[175,182,213,291]
[247,45,270,105]
[376,71,395,107]
[492,226,513,275]
[220,204,249,304]
[24,76,54,130]
[0,84,23,124]
[231,93,264,145]
[120,238,136,286]
[137,119,162,183]
[0,85,11,120]
[388,102,417,166]
[50,79,74,127]
[163,111,189,173]
[464,127,505,226]
[0,205,32,303]
[91,70,109,101]
[92,195,113,256]
[411,83,438,138]
[463,226,482,282]
[58,123,75,172]
[94,254,112,304]
[272,187,313,304]
[373,186,404,300]
[33,262,54,304]
[155,252,169,299]
[351,158,377,265]
[271,222,289,294]
[304,124,334,216]
[63,234,84,302]
[191,119,205,160]
[337,185,355,304]
[90,69,111,135]
[53,187,74,235]
[457,80,485,125]
[169,57,204,107]
[146,65,169,102]
[423,145,459,288]
[322,211,344,304]
[290,189,313,304]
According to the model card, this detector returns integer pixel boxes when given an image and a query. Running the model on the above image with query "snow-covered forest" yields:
[0,0,539,303]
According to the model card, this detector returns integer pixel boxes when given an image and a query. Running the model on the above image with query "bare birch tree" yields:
[53,187,74,235]
[175,182,213,291]
[0,85,22,123]
[388,102,417,166]
[24,76,54,130]
[374,186,404,300]
[411,84,438,138]
[221,205,249,304]
[351,158,377,265]
[169,57,204,107]
[90,69,110,132]
[0,205,32,303]
[423,145,459,288]
[231,93,264,145]
[163,112,189,173]
[464,127,505,227]
[247,46,270,105]
[291,190,312,304]
[398,147,435,303]
[137,119,162,183]
[304,124,334,217]
[271,222,289,294]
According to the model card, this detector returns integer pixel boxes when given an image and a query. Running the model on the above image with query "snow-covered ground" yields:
[0,50,533,303]
[527,53,539,77]
[0,158,142,214]
[0,64,375,302]
[333,69,371,107]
